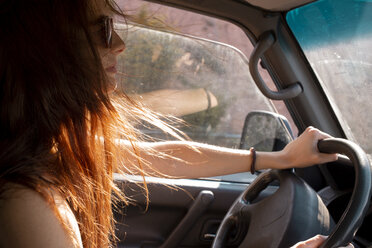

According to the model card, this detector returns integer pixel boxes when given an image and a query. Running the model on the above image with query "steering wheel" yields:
[212,138,371,248]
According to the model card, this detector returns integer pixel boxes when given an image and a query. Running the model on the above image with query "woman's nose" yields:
[111,31,125,54]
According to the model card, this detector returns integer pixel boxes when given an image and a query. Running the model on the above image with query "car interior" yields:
[111,0,372,247]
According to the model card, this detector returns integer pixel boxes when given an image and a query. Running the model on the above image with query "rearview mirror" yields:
[239,111,294,152]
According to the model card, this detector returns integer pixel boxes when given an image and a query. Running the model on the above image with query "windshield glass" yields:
[287,0,372,155]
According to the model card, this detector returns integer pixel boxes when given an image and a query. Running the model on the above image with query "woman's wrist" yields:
[277,149,293,169]
[254,150,291,171]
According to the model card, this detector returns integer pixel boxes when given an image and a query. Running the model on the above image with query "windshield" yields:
[287,0,372,155]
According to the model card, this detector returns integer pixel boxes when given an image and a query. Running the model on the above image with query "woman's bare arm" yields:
[118,127,338,178]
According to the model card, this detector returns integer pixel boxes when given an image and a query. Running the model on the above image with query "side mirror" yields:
[239,111,294,152]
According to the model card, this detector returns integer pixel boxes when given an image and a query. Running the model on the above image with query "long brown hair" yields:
[0,0,177,247]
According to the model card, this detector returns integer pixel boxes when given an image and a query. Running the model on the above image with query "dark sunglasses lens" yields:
[104,17,113,48]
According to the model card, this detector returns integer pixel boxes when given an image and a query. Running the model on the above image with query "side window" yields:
[115,1,294,182]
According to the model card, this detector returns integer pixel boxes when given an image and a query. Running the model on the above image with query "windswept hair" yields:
[0,0,181,247]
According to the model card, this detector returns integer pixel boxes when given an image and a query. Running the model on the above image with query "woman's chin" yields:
[107,77,118,93]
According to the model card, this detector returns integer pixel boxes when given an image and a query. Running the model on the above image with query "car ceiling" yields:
[242,0,315,11]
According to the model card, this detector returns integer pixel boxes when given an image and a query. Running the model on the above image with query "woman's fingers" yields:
[311,127,339,163]
[291,235,354,248]
[291,235,327,248]
[341,245,354,248]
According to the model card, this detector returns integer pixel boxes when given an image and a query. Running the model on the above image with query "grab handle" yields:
[249,31,302,100]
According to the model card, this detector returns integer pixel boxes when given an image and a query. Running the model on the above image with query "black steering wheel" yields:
[212,138,371,248]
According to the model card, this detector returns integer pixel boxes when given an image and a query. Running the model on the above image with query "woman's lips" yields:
[105,65,117,74]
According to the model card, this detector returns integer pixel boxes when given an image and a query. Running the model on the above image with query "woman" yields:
[0,0,347,248]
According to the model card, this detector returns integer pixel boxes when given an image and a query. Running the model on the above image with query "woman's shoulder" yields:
[0,183,79,248]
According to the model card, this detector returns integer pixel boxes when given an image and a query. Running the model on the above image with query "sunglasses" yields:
[101,16,113,48]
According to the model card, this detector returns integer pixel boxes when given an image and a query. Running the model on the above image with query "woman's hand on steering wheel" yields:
[279,126,338,169]
[292,235,354,248]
